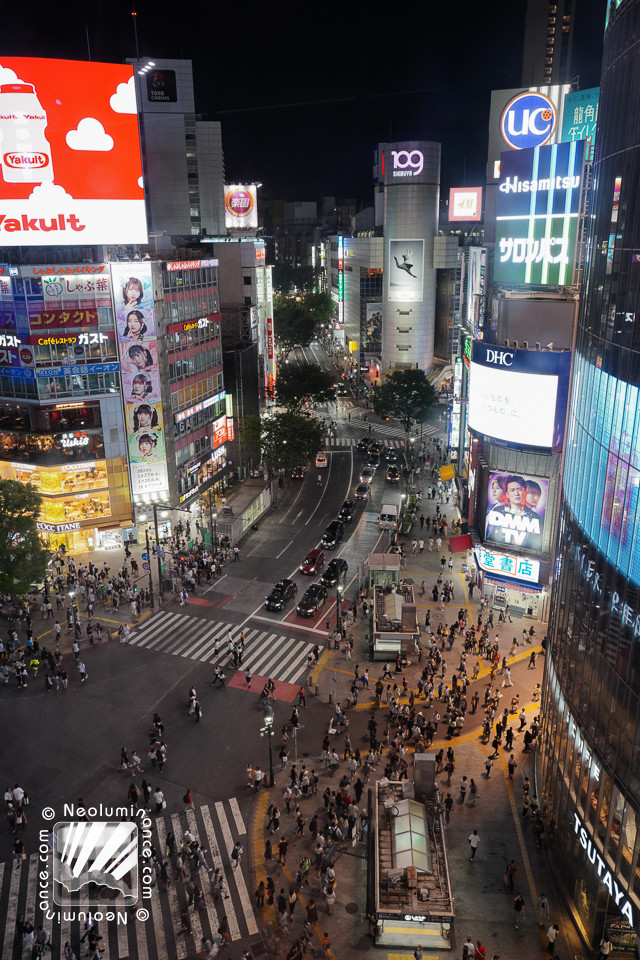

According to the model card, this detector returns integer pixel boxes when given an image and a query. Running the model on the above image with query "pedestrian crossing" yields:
[129,610,313,684]
[328,424,439,447]
[0,799,258,960]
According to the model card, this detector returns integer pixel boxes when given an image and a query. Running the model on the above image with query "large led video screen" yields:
[0,57,146,245]
[468,340,570,450]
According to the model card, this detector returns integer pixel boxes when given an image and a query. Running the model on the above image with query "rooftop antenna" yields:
[85,24,92,61]
[132,4,140,60]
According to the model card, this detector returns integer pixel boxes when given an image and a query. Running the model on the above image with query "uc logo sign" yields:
[501,92,557,150]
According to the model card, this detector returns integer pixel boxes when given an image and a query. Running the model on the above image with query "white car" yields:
[315,453,328,468]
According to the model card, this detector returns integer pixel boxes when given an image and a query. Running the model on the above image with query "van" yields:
[379,504,400,529]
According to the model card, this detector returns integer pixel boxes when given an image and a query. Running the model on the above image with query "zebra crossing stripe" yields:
[149,878,172,960]
[171,813,205,947]
[214,803,257,935]
[155,618,208,654]
[156,816,188,959]
[187,623,229,660]
[183,808,221,943]
[198,805,241,941]
[279,643,314,684]
[229,799,246,837]
[134,909,150,960]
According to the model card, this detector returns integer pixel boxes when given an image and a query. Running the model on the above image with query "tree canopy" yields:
[372,369,436,444]
[261,412,325,474]
[0,480,49,596]
[272,264,318,296]
[276,361,336,412]
[273,291,335,350]
[273,298,317,349]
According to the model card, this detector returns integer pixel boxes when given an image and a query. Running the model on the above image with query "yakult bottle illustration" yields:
[0,82,54,183]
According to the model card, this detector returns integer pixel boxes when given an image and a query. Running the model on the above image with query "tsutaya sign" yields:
[573,812,634,925]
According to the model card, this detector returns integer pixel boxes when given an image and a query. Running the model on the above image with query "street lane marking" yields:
[229,798,246,836]
[199,805,240,941]
[214,803,258,935]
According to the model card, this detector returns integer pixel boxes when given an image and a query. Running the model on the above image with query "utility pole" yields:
[153,502,163,596]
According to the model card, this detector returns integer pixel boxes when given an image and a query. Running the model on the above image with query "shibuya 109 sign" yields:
[494,139,585,286]
[0,57,147,245]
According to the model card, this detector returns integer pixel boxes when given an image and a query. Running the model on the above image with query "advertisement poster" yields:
[388,240,424,302]
[362,303,382,354]
[0,57,146,245]
[485,472,548,552]
[224,184,258,230]
[561,87,599,146]
[494,139,585,286]
[111,263,168,498]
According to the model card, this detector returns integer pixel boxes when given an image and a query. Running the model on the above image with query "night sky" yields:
[6,0,606,205]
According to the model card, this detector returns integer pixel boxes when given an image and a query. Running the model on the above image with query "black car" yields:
[368,453,380,469]
[265,578,298,611]
[296,583,328,617]
[385,447,398,463]
[321,558,348,587]
[291,466,306,480]
[357,437,373,452]
[321,520,344,549]
[386,465,400,483]
[338,499,356,523]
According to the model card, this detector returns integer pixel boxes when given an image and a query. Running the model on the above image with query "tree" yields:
[303,291,334,327]
[276,361,336,412]
[0,480,49,596]
[272,264,318,296]
[261,412,325,474]
[372,369,437,451]
[273,298,317,349]
[239,414,262,463]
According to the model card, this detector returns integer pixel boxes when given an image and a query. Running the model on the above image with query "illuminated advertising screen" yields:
[475,544,541,585]
[561,87,599,147]
[487,85,571,183]
[494,139,585,286]
[485,471,548,552]
[468,340,571,450]
[563,353,640,587]
[449,187,483,222]
[224,184,257,230]
[363,303,382,354]
[388,240,424,302]
[111,263,168,498]
[0,57,146,245]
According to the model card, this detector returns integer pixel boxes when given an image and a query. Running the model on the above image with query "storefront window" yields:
[0,430,105,465]
[41,491,111,523]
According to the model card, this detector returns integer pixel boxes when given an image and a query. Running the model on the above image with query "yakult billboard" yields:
[0,57,147,245]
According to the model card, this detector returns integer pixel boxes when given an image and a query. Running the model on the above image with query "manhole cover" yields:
[345,902,358,914]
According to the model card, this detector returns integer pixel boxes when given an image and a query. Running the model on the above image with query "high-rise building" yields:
[128,59,225,240]
[376,141,441,374]
[521,0,576,87]
[539,0,640,947]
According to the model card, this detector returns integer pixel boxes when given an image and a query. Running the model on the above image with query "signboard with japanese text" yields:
[561,87,599,147]
[475,544,540,585]
[224,185,258,229]
[0,57,146,245]
[494,139,585,286]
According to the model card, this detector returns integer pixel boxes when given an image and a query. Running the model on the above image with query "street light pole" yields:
[336,582,343,648]
[153,502,163,596]
[145,528,154,609]
[262,704,275,787]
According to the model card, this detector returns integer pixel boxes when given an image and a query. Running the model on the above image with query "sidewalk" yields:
[247,529,586,960]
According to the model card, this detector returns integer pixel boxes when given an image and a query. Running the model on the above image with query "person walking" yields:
[513,893,525,928]
[468,829,479,861]
[546,924,560,954]
[537,892,550,925]
[599,936,612,960]
[231,840,243,869]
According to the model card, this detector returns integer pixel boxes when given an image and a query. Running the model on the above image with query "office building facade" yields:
[539,0,640,947]
[521,0,575,87]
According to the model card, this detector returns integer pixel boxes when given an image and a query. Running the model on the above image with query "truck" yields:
[379,491,404,530]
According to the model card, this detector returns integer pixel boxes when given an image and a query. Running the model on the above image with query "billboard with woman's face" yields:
[111,263,168,498]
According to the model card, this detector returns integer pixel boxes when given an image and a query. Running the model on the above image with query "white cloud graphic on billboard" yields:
[0,66,24,85]
[66,118,113,152]
[27,182,74,206]
[110,76,137,114]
